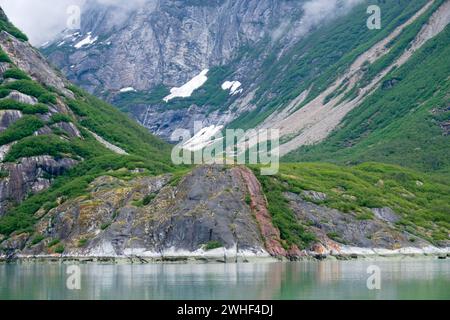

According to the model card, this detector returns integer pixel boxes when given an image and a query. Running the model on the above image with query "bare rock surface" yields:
[0,156,78,216]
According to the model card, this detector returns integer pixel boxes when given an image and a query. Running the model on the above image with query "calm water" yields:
[0,259,449,300]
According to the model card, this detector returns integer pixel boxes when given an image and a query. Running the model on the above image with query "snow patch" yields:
[163,69,209,102]
[88,130,128,155]
[222,81,242,95]
[182,125,223,151]
[119,87,137,93]
[74,33,98,49]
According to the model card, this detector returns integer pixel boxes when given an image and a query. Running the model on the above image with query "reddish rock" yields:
[236,166,287,257]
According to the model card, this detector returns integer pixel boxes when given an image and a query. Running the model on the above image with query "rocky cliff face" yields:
[3,166,271,261]
[0,29,79,216]
[43,0,450,166]
[46,0,307,92]
[0,5,448,262]
[3,165,448,261]
[43,0,364,141]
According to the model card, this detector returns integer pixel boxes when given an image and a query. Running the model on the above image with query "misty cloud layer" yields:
[0,0,362,45]
[0,0,147,45]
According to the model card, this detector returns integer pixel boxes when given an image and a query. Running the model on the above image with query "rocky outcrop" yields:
[1,165,448,261]
[52,122,82,139]
[4,91,38,105]
[46,0,306,93]
[0,31,73,98]
[0,110,22,132]
[0,156,78,216]
[237,166,288,257]
[3,166,272,260]
[285,192,439,258]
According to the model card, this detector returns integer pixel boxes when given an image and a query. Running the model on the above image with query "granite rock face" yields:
[46,0,307,93]
[0,156,78,216]
[43,0,348,141]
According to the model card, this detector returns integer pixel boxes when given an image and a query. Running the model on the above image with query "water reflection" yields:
[0,260,449,300]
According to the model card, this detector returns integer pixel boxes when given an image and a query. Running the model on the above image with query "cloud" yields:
[0,0,154,45]
[271,0,363,43]
[0,0,85,45]
[1,0,362,46]
[297,0,363,36]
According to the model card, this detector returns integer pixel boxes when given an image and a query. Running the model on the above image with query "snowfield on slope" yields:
[119,87,137,93]
[74,33,98,49]
[163,69,209,102]
[222,81,243,95]
[182,124,223,151]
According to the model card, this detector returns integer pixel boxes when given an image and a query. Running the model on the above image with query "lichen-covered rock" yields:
[285,192,432,256]
[18,166,272,260]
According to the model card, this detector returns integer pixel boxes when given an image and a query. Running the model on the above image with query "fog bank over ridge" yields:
[0,0,362,45]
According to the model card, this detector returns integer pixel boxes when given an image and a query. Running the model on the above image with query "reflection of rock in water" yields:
[316,261,342,284]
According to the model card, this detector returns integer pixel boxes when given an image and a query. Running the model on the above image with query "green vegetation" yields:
[2,68,31,80]
[253,169,316,249]
[100,223,111,230]
[204,240,223,250]
[285,24,450,174]
[0,48,11,63]
[245,194,252,206]
[77,238,88,247]
[65,91,172,161]
[259,163,449,243]
[38,92,57,104]
[0,169,8,179]
[48,113,72,124]
[0,116,44,146]
[0,88,11,98]
[3,80,57,104]
[54,244,65,254]
[0,99,49,114]
[3,134,89,162]
[142,193,157,206]
[30,234,45,246]
[229,0,429,130]
[47,239,60,248]
[0,11,28,41]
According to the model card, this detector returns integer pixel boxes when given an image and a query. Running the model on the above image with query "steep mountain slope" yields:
[284,15,450,173]
[0,9,173,235]
[42,0,449,176]
[42,0,370,140]
[0,5,448,261]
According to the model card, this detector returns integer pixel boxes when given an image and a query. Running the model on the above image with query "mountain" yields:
[42,0,369,140]
[0,4,449,261]
[43,0,450,174]
[0,8,172,238]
